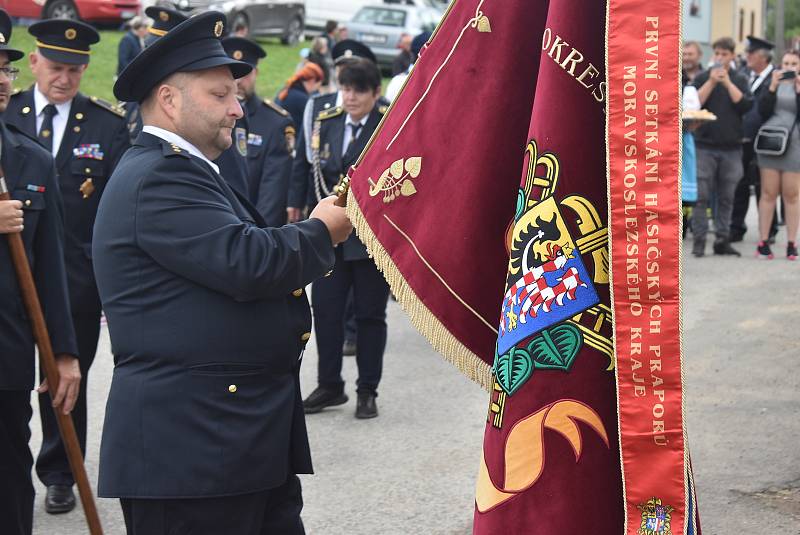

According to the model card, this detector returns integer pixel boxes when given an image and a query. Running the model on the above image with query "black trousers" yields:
[312,249,390,394]
[36,310,100,486]
[120,475,305,535]
[0,391,34,535]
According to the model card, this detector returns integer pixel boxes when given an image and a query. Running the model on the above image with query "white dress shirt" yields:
[34,85,72,157]
[142,125,220,174]
[342,114,368,157]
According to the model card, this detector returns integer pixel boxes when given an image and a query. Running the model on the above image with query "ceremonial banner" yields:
[346,0,698,532]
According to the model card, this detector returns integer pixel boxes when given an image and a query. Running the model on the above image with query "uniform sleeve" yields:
[34,161,78,357]
[108,115,132,172]
[287,126,311,209]
[135,160,335,301]
[254,116,294,227]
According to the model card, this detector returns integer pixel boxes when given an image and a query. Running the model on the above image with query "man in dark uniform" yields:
[0,10,80,534]
[222,36,296,226]
[122,6,188,144]
[293,59,391,419]
[731,36,778,242]
[2,19,130,514]
[94,12,351,534]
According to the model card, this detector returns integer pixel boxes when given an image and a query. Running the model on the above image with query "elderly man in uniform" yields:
[293,59,391,419]
[222,36,296,226]
[93,12,351,534]
[0,10,80,534]
[2,19,130,514]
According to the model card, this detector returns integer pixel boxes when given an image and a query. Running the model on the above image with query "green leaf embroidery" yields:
[494,346,533,396]
[527,323,583,372]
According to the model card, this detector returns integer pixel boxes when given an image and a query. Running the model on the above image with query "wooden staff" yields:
[0,172,103,535]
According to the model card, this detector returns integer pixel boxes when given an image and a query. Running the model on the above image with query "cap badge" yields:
[214,20,223,37]
[0,33,5,44]
[160,11,169,21]
[344,49,353,58]
[65,28,77,40]
[233,50,243,60]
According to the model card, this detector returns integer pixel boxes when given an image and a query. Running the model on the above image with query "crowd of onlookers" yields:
[683,35,800,261]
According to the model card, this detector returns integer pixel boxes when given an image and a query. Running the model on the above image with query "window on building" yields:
[739,8,745,42]
[751,11,755,37]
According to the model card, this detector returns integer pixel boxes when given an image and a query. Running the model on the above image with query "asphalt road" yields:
[28,209,799,534]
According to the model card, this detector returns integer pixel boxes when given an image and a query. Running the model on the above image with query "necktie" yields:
[38,104,58,153]
[346,122,362,156]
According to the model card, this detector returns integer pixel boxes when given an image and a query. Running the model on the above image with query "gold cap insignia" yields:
[159,11,169,21]
[0,33,6,44]
[65,28,77,40]
[233,50,243,60]
[344,49,353,58]
[214,20,223,38]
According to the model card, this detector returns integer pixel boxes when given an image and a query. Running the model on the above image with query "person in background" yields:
[336,25,349,42]
[755,49,800,260]
[307,36,332,88]
[232,21,249,38]
[386,32,430,102]
[392,33,413,76]
[276,62,324,129]
[117,16,147,76]
[731,36,777,243]
[683,40,704,83]
[690,37,753,257]
[321,20,338,51]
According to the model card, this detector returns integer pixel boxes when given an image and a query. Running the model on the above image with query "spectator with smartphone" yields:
[754,50,800,260]
[691,37,754,257]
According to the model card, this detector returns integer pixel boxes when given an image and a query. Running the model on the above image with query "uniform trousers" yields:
[312,248,390,394]
[120,474,305,535]
[692,146,743,242]
[37,309,101,486]
[0,391,34,535]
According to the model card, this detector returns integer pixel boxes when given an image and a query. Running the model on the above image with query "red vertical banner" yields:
[607,2,692,534]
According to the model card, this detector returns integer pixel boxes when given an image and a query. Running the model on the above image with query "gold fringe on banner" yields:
[346,191,494,391]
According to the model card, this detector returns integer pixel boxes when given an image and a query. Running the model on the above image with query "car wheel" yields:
[44,0,79,20]
[281,17,303,45]
[231,12,249,36]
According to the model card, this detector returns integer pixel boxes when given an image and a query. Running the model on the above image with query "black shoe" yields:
[45,485,75,514]
[342,340,357,357]
[355,392,378,419]
[692,240,705,257]
[788,242,798,261]
[756,241,774,260]
[303,387,348,414]
[729,231,745,243]
[713,239,741,257]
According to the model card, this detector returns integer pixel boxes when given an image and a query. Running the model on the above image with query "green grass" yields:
[8,27,307,102]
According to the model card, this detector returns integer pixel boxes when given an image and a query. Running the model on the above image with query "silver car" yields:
[177,0,305,44]
[347,2,442,69]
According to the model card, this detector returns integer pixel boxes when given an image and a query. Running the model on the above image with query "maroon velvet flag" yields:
[346,0,699,532]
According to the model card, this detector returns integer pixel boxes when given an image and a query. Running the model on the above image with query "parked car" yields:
[304,0,445,32]
[347,3,441,69]
[1,0,140,24]
[175,0,304,43]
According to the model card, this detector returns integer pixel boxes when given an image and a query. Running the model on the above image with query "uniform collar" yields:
[33,84,72,118]
[142,125,220,174]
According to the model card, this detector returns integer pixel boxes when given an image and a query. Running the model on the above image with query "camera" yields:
[779,70,797,81]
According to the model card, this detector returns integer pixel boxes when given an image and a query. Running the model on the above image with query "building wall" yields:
[711,0,765,50]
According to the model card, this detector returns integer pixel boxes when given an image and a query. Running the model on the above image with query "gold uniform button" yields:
[22,106,31,114]
[75,112,84,120]
[292,288,303,297]
[84,167,91,174]
[24,199,31,207]
[301,332,311,342]
[228,384,237,393]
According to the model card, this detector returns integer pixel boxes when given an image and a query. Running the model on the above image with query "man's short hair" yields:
[712,37,736,53]
[325,20,338,34]
[338,58,381,92]
[683,40,702,56]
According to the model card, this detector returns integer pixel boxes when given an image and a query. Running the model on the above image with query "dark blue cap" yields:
[745,36,775,53]
[144,6,188,47]
[0,9,24,62]
[114,11,252,103]
[28,19,99,65]
[332,39,377,65]
[221,37,266,67]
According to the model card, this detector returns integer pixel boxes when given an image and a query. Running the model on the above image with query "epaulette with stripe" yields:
[262,98,289,117]
[318,106,344,121]
[89,96,125,118]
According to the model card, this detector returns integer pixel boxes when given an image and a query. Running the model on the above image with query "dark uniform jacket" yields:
[215,112,251,198]
[742,64,775,141]
[244,93,295,227]
[93,132,335,498]
[4,90,131,317]
[288,102,384,261]
[0,121,78,390]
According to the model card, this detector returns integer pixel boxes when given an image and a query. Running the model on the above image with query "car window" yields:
[353,7,407,27]
[418,9,439,31]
